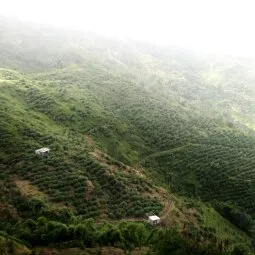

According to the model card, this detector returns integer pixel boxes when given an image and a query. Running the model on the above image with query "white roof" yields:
[149,215,160,221]
[36,148,50,152]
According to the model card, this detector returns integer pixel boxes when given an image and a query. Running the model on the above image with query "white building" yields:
[35,148,50,156]
[148,215,160,225]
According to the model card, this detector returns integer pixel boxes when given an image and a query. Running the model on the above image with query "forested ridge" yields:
[0,17,255,254]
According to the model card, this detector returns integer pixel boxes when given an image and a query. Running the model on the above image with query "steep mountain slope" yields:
[0,17,255,253]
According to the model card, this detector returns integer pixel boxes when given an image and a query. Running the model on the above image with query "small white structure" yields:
[35,147,50,156]
[148,215,160,225]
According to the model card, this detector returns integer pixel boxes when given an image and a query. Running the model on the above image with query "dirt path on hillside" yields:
[159,200,173,219]
[96,199,174,225]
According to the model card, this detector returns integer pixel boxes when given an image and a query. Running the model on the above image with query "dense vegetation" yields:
[1,17,255,254]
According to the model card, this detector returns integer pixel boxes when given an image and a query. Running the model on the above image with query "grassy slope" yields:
[0,68,164,220]
[0,67,252,247]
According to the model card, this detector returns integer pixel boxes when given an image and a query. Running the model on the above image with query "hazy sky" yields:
[1,0,255,56]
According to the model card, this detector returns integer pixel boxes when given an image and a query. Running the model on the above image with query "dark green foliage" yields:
[14,217,148,250]
[152,227,234,255]
[231,244,250,255]
[213,202,253,234]
[9,217,248,255]
[152,228,181,255]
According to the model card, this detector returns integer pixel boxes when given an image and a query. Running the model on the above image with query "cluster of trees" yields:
[16,217,148,250]
[1,217,252,255]
[152,228,252,255]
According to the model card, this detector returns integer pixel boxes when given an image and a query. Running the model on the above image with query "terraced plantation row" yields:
[1,143,163,220]
[3,67,255,218]
[0,73,164,221]
[145,139,255,214]
[88,79,255,217]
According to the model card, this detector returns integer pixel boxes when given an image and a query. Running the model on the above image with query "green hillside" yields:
[0,17,255,254]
